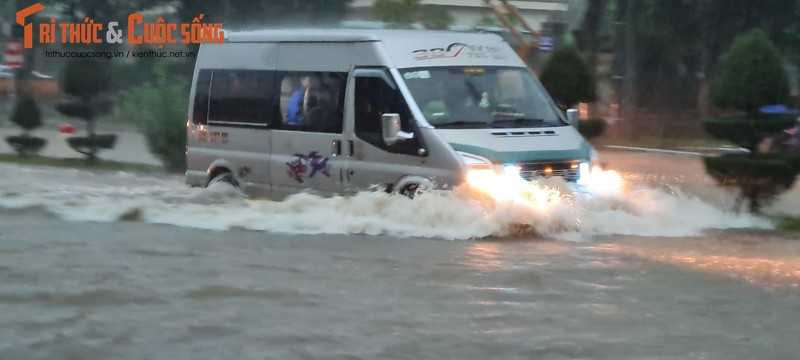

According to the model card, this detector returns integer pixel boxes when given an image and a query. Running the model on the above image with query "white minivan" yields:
[185,29,597,199]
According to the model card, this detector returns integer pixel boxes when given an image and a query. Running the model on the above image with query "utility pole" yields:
[612,0,634,138]
[623,0,635,133]
[11,0,34,98]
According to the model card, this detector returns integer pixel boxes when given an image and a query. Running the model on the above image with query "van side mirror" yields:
[382,113,414,146]
[566,108,579,125]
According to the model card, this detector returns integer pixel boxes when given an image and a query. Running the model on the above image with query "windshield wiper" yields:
[434,121,489,128]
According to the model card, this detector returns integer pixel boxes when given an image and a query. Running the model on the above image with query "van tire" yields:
[399,183,420,199]
[208,171,238,188]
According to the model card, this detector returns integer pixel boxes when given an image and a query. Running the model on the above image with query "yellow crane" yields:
[482,0,541,61]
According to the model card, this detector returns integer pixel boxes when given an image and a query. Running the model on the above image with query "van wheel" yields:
[399,183,420,199]
[209,171,238,188]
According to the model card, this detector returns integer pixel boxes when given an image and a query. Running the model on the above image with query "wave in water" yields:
[0,164,770,240]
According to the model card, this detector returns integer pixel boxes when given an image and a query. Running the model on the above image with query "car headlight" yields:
[502,164,521,175]
[577,161,591,186]
[459,152,497,172]
[459,152,494,179]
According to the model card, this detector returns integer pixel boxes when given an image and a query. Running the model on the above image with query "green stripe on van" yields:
[450,142,591,163]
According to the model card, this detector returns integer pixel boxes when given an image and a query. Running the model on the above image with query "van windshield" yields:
[400,66,566,128]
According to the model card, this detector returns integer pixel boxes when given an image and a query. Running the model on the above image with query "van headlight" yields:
[459,152,519,185]
[459,152,493,170]
[577,161,591,186]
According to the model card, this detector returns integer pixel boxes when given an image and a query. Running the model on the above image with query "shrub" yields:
[112,55,194,92]
[56,58,114,164]
[702,115,796,153]
[701,29,797,213]
[62,57,111,99]
[5,95,46,157]
[578,119,606,140]
[5,136,46,157]
[539,47,597,110]
[67,134,118,155]
[120,63,189,172]
[418,5,454,30]
[710,29,789,117]
[704,154,797,213]
[10,95,42,135]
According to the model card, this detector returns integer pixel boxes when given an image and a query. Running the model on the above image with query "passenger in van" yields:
[286,75,312,125]
[304,78,341,132]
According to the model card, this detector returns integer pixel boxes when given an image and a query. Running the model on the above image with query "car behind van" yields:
[185,29,598,199]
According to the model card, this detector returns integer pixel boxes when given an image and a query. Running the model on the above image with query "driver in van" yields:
[286,75,312,125]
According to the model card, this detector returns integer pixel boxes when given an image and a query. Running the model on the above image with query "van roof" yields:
[224,28,503,43]
[218,28,524,69]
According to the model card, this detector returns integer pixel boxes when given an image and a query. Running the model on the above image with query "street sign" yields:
[4,39,24,68]
[539,35,553,53]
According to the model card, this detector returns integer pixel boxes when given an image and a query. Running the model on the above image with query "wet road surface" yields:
[1,150,799,359]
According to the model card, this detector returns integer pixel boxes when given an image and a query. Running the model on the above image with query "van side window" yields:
[354,74,421,155]
[192,69,212,125]
[208,69,276,127]
[277,72,347,134]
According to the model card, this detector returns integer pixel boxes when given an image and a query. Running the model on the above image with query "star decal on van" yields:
[286,151,330,183]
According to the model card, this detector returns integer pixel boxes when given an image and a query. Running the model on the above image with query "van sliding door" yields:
[269,43,353,198]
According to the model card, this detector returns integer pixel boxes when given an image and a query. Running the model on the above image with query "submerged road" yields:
[0,150,799,359]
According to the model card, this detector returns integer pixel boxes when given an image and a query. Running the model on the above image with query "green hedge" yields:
[710,29,789,116]
[119,63,189,172]
[67,134,118,156]
[702,115,796,152]
[704,155,797,187]
[10,95,42,133]
[5,136,47,157]
[704,154,798,212]
[578,119,606,140]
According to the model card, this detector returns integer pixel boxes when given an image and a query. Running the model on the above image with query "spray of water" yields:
[0,164,770,240]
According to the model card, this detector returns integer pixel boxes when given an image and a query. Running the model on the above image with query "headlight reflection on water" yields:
[599,240,800,293]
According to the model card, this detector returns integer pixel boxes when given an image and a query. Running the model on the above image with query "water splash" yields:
[0,163,770,240]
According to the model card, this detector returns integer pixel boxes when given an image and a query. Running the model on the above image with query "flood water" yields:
[1,151,799,359]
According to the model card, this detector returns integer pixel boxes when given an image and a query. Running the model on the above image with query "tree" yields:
[698,0,799,72]
[5,95,47,157]
[539,47,605,139]
[371,0,454,29]
[10,95,42,136]
[710,29,789,117]
[576,0,609,72]
[177,0,353,28]
[539,47,597,109]
[372,0,419,27]
[418,5,455,30]
[62,58,111,100]
[56,58,116,164]
[59,0,162,54]
[120,63,189,172]
[702,29,798,213]
[604,0,800,110]
[61,0,161,23]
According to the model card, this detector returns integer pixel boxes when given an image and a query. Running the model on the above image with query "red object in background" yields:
[58,123,76,135]
[3,39,24,68]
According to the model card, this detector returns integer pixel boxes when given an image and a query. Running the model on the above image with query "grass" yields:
[593,136,737,150]
[772,216,800,233]
[0,153,163,173]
